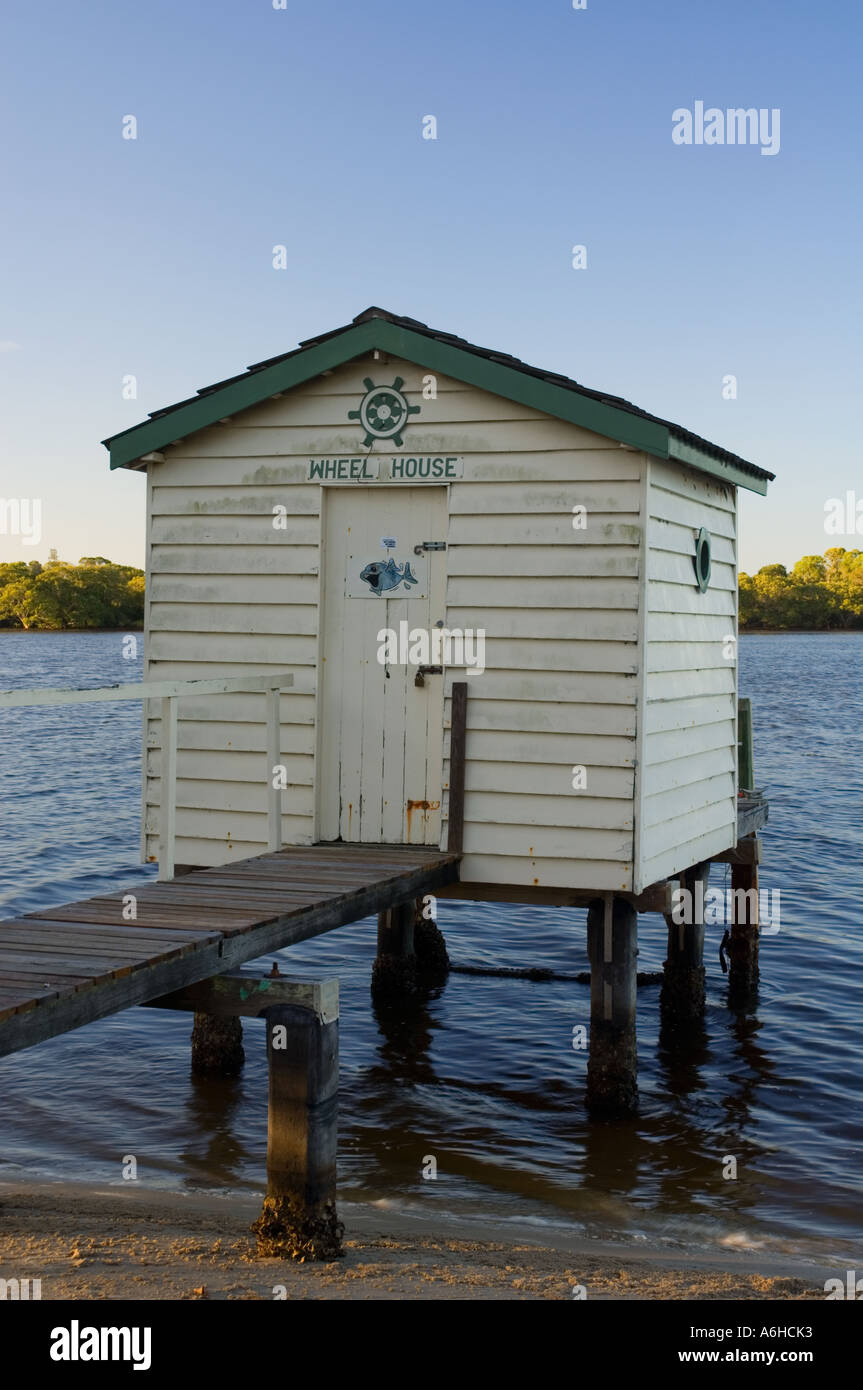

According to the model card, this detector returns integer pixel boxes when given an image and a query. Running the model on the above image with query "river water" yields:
[0,630,861,1261]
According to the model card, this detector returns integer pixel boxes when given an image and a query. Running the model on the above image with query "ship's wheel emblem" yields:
[348,376,421,446]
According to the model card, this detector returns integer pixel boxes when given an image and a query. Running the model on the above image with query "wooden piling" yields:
[585,896,638,1115]
[371,900,419,1001]
[413,896,450,983]
[727,857,760,1006]
[190,1012,244,1075]
[253,1001,343,1261]
[661,861,710,1027]
[146,970,344,1260]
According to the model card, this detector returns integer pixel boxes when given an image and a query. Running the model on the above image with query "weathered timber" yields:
[190,1013,245,1075]
[446,682,467,855]
[585,896,638,1115]
[147,969,342,1257]
[371,901,419,1001]
[413,897,450,983]
[0,845,459,1057]
[736,793,768,839]
[145,972,338,1021]
[738,697,754,792]
[252,1002,343,1260]
[661,861,710,1028]
[437,880,672,912]
[727,851,760,1007]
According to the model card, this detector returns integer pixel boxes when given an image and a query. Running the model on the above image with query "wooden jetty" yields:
[0,843,459,1057]
[0,840,458,1259]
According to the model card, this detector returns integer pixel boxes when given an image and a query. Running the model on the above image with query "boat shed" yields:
[103,307,774,904]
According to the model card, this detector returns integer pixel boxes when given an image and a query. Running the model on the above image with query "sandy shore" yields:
[0,1181,835,1300]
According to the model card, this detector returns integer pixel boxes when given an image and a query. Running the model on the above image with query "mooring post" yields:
[661,861,710,1027]
[190,1012,245,1075]
[371,900,419,1001]
[253,1000,343,1261]
[145,969,343,1259]
[728,856,760,1005]
[585,896,638,1115]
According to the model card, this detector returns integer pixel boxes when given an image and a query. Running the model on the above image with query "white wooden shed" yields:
[104,307,774,904]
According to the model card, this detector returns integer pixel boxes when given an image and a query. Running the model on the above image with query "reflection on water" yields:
[0,631,862,1258]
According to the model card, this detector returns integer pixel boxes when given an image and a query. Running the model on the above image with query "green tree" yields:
[0,556,144,630]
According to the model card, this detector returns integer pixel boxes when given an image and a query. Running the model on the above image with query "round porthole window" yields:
[694,527,712,592]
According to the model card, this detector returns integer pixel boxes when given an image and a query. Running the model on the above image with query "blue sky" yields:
[1,0,860,571]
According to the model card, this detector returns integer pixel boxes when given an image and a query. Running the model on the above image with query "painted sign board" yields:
[345,554,429,599]
[307,456,464,483]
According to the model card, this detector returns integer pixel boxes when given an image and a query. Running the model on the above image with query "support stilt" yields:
[661,861,710,1027]
[190,1012,244,1075]
[728,858,760,1007]
[371,901,419,1002]
[413,896,450,983]
[586,896,638,1116]
[253,1002,343,1261]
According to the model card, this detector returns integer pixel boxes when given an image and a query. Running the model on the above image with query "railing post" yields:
[447,681,468,855]
[267,683,282,853]
[738,696,754,793]
[158,695,178,881]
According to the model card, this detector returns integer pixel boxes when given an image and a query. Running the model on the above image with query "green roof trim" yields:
[106,320,382,470]
[668,437,769,496]
[104,308,773,494]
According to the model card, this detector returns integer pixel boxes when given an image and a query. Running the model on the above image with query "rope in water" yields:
[449,964,664,986]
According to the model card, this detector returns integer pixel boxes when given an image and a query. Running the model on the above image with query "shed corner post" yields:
[585,895,638,1115]
[253,998,343,1261]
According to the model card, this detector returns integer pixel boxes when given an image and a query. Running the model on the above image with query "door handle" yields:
[414,665,443,687]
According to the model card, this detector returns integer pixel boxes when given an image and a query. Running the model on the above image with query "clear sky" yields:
[1,0,860,572]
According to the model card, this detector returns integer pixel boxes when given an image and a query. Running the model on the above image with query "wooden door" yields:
[319,486,448,845]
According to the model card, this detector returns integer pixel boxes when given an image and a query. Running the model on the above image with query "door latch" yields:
[414,665,443,687]
[413,541,447,554]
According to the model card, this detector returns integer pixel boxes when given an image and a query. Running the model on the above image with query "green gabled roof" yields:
[103,306,774,493]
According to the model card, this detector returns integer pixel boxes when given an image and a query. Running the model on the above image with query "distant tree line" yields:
[0,556,144,630]
[740,548,863,630]
[1,548,861,633]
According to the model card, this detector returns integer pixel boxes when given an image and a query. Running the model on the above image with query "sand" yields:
[0,1180,835,1300]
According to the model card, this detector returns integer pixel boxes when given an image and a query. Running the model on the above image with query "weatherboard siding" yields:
[635,458,738,890]
[143,353,644,888]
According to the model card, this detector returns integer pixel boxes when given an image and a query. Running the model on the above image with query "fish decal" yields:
[359,557,419,596]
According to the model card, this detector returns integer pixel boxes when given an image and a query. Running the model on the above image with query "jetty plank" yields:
[0,844,460,1057]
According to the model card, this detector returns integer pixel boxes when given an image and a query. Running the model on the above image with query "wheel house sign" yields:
[306,372,463,481]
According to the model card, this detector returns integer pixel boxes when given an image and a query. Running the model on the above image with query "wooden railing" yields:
[0,672,294,880]
[738,696,755,793]
[446,681,468,854]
